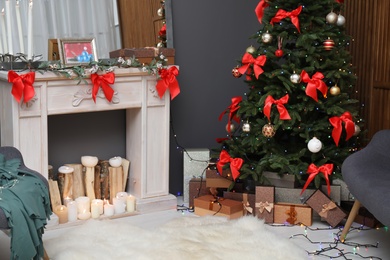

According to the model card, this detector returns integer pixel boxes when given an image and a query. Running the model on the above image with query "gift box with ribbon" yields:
[255,186,275,223]
[193,195,243,220]
[305,189,346,227]
[223,191,256,216]
[189,178,211,208]
[274,203,313,226]
[205,169,234,188]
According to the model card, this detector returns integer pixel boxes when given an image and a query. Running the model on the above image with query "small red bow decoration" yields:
[263,94,291,121]
[255,0,269,24]
[238,53,266,79]
[8,70,36,103]
[270,6,302,33]
[159,24,166,36]
[301,163,334,195]
[156,66,180,100]
[335,0,344,3]
[90,72,115,103]
[329,111,355,146]
[219,96,242,134]
[300,70,328,102]
[217,150,244,181]
[286,206,297,225]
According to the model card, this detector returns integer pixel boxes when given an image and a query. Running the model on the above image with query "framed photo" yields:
[58,38,98,65]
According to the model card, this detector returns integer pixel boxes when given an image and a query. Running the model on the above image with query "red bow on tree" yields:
[217,150,244,181]
[8,70,36,103]
[301,163,334,195]
[90,72,115,103]
[329,111,355,146]
[255,0,269,24]
[270,6,302,33]
[156,66,180,100]
[300,70,328,102]
[238,53,267,79]
[219,96,242,134]
[263,94,291,121]
[335,0,344,3]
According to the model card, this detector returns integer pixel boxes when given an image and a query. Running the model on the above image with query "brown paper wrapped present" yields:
[223,191,256,216]
[109,47,175,65]
[189,178,211,208]
[205,169,233,188]
[274,203,313,226]
[305,189,346,227]
[255,186,275,223]
[194,195,243,219]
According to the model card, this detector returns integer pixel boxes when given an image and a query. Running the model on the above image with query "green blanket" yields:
[0,154,52,260]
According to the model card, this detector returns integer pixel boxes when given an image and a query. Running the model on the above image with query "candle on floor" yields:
[5,0,12,55]
[91,200,100,219]
[75,196,90,214]
[67,201,78,222]
[104,202,114,217]
[63,196,72,206]
[77,209,91,220]
[27,0,33,60]
[55,205,68,224]
[113,197,125,214]
[116,192,128,203]
[126,195,136,213]
[15,1,24,54]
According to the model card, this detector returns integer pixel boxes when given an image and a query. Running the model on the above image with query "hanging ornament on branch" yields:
[226,123,236,133]
[336,13,346,26]
[290,71,301,84]
[262,123,276,138]
[307,137,323,153]
[329,84,341,96]
[323,38,335,50]
[326,10,338,24]
[242,120,251,133]
[275,36,283,57]
[354,124,361,136]
[246,45,256,54]
[261,31,273,43]
[232,66,242,78]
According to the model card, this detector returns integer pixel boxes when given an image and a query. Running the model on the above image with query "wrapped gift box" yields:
[305,189,346,227]
[109,47,175,65]
[206,169,234,188]
[223,191,256,216]
[189,178,211,208]
[274,203,313,226]
[194,195,243,219]
[255,186,275,223]
[262,171,298,188]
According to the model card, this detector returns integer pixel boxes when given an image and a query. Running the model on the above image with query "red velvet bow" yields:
[159,24,166,36]
[217,150,244,181]
[301,163,334,195]
[270,6,302,33]
[263,94,291,121]
[329,111,355,146]
[300,70,328,102]
[8,70,36,103]
[335,0,344,3]
[238,53,266,79]
[219,96,242,134]
[156,66,180,100]
[90,72,115,103]
[255,0,269,24]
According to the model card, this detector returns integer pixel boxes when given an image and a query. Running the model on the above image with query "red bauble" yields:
[275,49,284,57]
[232,67,242,78]
[323,38,335,50]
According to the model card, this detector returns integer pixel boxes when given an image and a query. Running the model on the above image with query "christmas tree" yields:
[217,0,364,192]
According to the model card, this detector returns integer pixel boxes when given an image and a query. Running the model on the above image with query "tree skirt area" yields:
[45,216,307,260]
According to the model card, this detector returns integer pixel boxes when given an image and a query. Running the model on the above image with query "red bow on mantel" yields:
[90,72,115,103]
[156,66,180,100]
[217,150,244,181]
[255,0,269,24]
[238,53,267,79]
[8,70,36,103]
[301,163,334,195]
[270,6,302,33]
[263,94,291,121]
[300,70,328,102]
[219,96,242,134]
[329,111,355,146]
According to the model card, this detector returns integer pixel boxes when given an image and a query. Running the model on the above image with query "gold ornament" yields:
[246,45,256,54]
[326,11,338,24]
[354,125,361,136]
[329,85,341,96]
[261,31,273,43]
[262,123,276,138]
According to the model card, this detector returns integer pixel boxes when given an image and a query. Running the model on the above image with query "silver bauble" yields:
[242,122,251,132]
[326,11,338,24]
[290,73,301,84]
[336,14,346,26]
[307,137,323,153]
[246,45,256,54]
[261,32,273,43]
[354,125,361,136]
[157,7,164,17]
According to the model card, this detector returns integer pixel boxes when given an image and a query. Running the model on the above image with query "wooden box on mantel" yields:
[109,47,175,65]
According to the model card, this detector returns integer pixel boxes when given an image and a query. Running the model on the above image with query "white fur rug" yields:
[45,216,307,260]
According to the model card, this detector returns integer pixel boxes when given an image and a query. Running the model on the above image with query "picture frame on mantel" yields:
[58,38,98,65]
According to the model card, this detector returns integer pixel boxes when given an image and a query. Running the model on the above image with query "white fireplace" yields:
[0,68,176,212]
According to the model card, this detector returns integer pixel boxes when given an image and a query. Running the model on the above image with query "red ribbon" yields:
[156,66,180,100]
[263,94,291,121]
[237,53,266,79]
[90,72,115,103]
[329,111,355,146]
[301,163,334,195]
[270,6,302,33]
[217,150,244,181]
[159,24,166,36]
[255,0,269,24]
[300,70,328,102]
[219,96,242,134]
[8,70,36,103]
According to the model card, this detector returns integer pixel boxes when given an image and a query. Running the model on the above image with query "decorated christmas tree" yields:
[217,0,364,192]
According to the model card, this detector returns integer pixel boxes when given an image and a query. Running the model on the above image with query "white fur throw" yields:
[45,215,307,259]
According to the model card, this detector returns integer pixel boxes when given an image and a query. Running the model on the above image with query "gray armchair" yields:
[340,130,390,241]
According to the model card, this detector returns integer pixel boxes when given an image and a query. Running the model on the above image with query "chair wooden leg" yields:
[340,200,361,242]
[43,247,49,260]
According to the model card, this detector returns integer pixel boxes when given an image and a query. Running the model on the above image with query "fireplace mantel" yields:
[0,68,176,212]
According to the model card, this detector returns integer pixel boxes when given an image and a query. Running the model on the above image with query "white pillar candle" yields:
[81,155,99,167]
[63,196,72,207]
[109,156,122,167]
[1,9,8,54]
[92,199,103,215]
[75,196,90,214]
[54,205,68,224]
[126,195,136,213]
[5,0,12,55]
[104,203,114,217]
[113,197,125,214]
[15,1,24,54]
[27,0,33,60]
[116,191,128,202]
[67,201,78,222]
[91,200,100,219]
[77,209,91,220]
